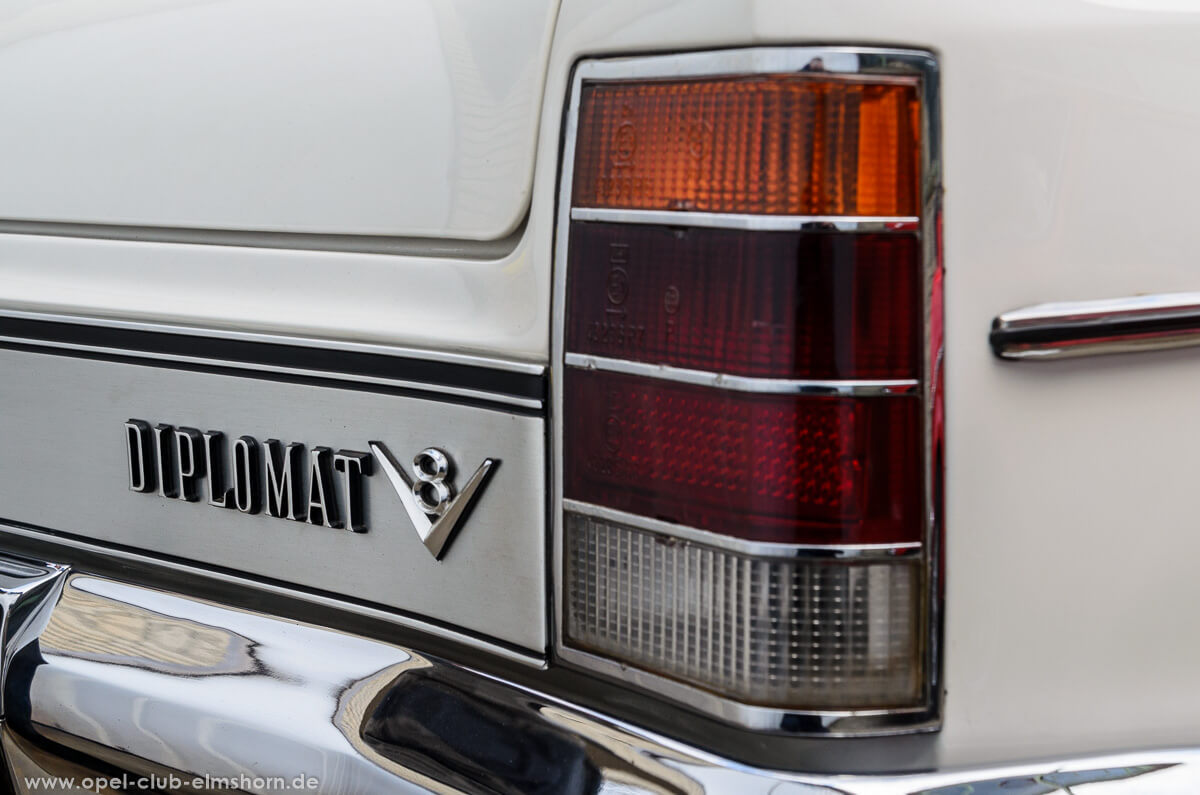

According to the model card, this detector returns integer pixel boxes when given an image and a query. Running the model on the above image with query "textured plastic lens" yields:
[561,63,934,719]
[572,76,920,216]
[565,223,920,379]
[564,369,922,545]
[565,513,922,709]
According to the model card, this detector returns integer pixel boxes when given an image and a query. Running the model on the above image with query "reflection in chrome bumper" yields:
[0,555,1194,794]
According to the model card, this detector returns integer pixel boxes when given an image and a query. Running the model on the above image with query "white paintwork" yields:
[3,0,1200,773]
[0,0,557,239]
[0,231,548,363]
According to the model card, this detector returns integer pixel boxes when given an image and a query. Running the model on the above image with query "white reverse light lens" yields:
[565,512,923,710]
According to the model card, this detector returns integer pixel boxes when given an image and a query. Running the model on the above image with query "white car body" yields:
[0,0,1198,791]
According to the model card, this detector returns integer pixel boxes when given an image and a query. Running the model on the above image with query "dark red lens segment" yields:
[564,369,922,545]
[565,224,920,380]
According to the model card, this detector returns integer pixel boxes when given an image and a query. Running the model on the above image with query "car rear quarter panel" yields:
[0,0,1199,772]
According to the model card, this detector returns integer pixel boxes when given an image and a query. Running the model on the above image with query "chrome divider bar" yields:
[991,292,1200,360]
[565,353,920,396]
[564,500,922,559]
[570,207,919,232]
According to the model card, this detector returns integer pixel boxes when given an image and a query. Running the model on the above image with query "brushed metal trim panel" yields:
[0,348,547,651]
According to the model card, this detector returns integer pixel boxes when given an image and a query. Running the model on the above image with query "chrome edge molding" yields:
[564,500,922,559]
[991,292,1200,360]
[550,46,944,737]
[0,523,546,669]
[565,353,919,396]
[570,207,920,232]
[3,563,1194,793]
[0,215,526,260]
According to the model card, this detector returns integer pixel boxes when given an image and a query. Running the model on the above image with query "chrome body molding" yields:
[564,353,920,396]
[0,218,526,259]
[0,558,68,718]
[570,207,920,232]
[551,46,944,736]
[563,500,922,559]
[991,292,1200,360]
[0,555,1194,795]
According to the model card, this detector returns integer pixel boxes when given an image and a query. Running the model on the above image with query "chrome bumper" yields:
[0,555,1194,794]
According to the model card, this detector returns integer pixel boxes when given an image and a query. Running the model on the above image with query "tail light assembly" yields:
[553,48,942,735]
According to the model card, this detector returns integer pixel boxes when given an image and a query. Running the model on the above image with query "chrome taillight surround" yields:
[550,47,943,736]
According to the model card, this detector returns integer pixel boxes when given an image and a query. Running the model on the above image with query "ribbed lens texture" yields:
[566,513,922,708]
[564,369,923,545]
[565,223,920,379]
[572,76,920,216]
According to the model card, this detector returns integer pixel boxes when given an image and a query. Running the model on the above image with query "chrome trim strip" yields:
[0,216,525,260]
[0,308,546,375]
[570,207,919,232]
[6,563,1196,791]
[564,353,920,396]
[574,46,930,81]
[991,292,1200,360]
[0,523,546,669]
[563,500,922,559]
[551,46,943,737]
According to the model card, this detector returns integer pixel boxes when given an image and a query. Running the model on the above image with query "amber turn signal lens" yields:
[572,75,920,217]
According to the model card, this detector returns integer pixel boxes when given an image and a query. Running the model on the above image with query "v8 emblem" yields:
[368,442,498,560]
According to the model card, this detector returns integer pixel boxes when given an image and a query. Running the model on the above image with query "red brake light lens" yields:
[564,369,921,544]
[565,223,921,379]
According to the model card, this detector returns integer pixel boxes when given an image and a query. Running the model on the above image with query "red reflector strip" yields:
[572,76,921,216]
[565,223,921,380]
[564,369,922,545]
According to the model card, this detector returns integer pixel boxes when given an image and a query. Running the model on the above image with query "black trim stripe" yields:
[0,316,547,412]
